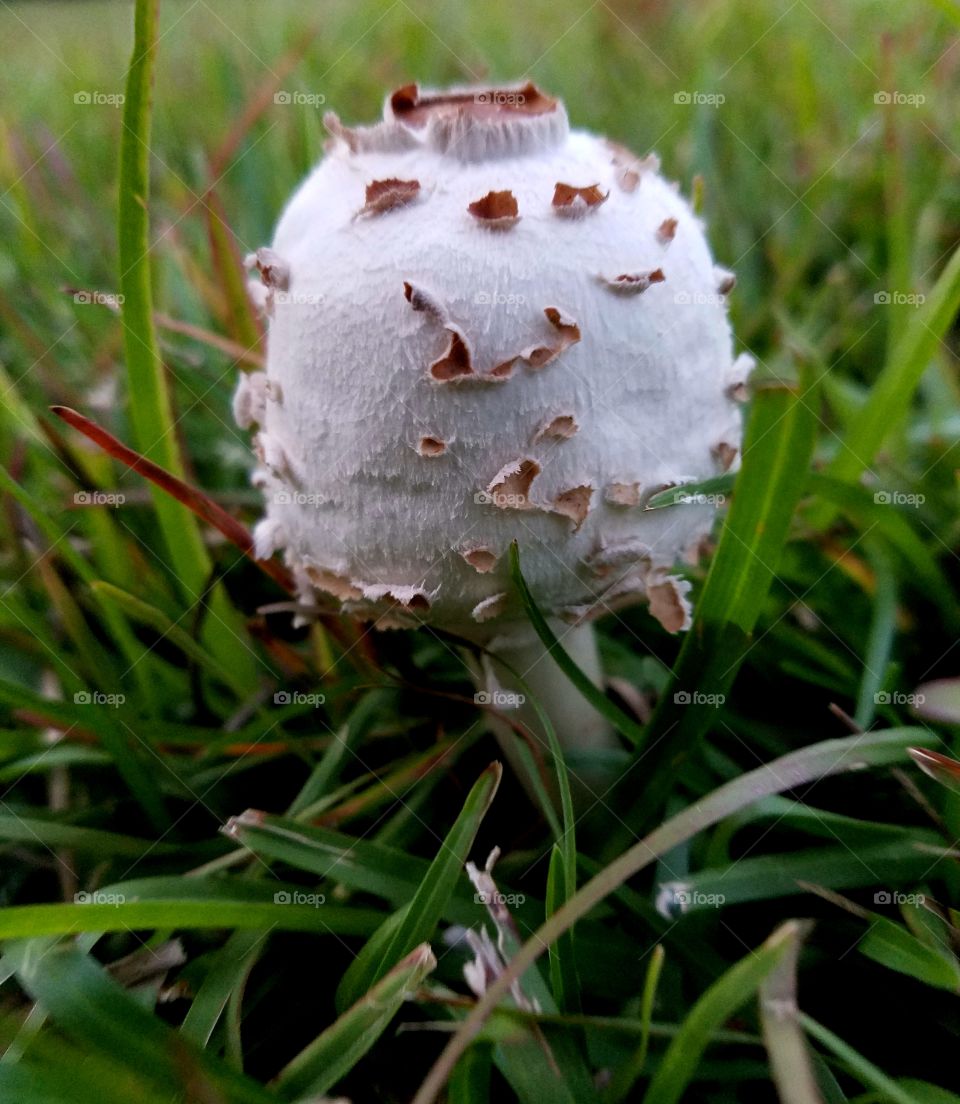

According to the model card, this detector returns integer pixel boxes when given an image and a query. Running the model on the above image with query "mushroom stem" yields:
[464,620,620,808]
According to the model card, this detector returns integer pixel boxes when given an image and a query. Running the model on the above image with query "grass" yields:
[1,0,959,1100]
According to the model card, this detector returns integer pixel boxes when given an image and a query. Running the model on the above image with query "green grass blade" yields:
[642,922,799,1104]
[799,1014,920,1104]
[604,943,665,1103]
[275,944,436,1100]
[509,543,647,747]
[3,939,277,1104]
[826,242,960,486]
[616,372,819,836]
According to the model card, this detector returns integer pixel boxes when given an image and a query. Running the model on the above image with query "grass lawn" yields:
[1,0,960,1100]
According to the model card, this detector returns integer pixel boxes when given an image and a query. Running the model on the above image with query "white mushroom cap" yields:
[237,82,750,635]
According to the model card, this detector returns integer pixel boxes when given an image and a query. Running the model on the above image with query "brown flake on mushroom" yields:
[429,326,474,382]
[253,431,297,482]
[403,280,446,322]
[712,441,738,472]
[552,182,609,217]
[598,268,666,296]
[361,583,433,614]
[714,266,737,295]
[358,177,421,217]
[494,307,581,376]
[586,537,653,578]
[657,217,678,244]
[323,111,418,155]
[472,592,508,623]
[606,141,660,192]
[417,436,447,457]
[534,414,578,442]
[467,190,520,229]
[552,485,593,531]
[485,458,540,510]
[304,565,363,602]
[389,81,558,124]
[725,351,755,402]
[461,547,498,574]
[647,573,692,633]
[604,481,643,507]
[246,248,290,291]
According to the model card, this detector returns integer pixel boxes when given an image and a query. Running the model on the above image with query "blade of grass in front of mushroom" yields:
[613,369,819,841]
[117,0,256,682]
[410,728,921,1104]
[601,943,664,1104]
[510,543,647,748]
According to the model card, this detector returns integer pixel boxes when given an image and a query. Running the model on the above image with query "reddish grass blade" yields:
[50,404,293,593]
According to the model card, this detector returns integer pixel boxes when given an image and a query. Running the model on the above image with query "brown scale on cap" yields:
[552,485,593,531]
[606,140,660,193]
[467,190,520,229]
[403,281,446,322]
[472,592,508,623]
[715,267,737,295]
[358,178,421,217]
[304,566,363,603]
[461,548,498,574]
[390,82,558,125]
[534,414,578,442]
[552,182,609,217]
[248,248,290,291]
[657,217,678,244]
[647,576,691,633]
[485,458,541,510]
[430,326,474,382]
[417,436,447,457]
[605,482,643,507]
[598,268,665,296]
[712,441,738,471]
[495,307,581,376]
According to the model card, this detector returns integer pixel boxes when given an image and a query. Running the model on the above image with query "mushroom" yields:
[235,81,750,781]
